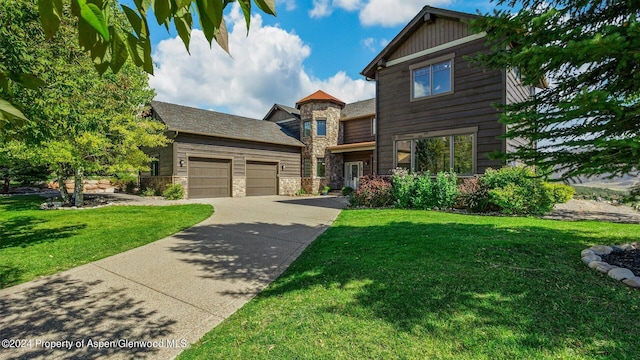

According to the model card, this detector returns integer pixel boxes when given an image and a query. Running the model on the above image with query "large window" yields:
[317,120,326,136]
[317,158,326,177]
[303,121,311,137]
[412,59,452,99]
[395,133,473,175]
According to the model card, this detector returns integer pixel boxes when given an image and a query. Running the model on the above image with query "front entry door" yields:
[344,161,363,189]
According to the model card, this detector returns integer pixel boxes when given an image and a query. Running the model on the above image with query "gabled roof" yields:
[263,103,300,121]
[295,90,346,109]
[361,6,477,79]
[151,101,305,148]
[341,98,375,120]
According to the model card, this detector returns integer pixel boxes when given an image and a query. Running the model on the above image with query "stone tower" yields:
[295,90,345,194]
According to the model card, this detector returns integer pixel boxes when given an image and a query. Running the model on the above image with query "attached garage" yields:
[246,161,278,196]
[188,157,231,198]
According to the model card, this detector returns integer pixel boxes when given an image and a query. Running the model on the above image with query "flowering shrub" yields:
[349,175,392,208]
[456,176,492,212]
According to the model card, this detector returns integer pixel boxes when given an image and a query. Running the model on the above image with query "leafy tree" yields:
[0,0,276,123]
[0,0,167,206]
[472,0,640,180]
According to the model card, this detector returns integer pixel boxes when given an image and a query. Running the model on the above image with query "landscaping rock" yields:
[596,263,618,274]
[608,268,635,281]
[590,245,613,255]
[581,249,595,257]
[619,243,634,251]
[622,277,640,289]
[588,261,608,269]
[98,179,111,185]
[582,255,602,264]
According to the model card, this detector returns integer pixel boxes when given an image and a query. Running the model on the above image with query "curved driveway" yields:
[0,195,346,359]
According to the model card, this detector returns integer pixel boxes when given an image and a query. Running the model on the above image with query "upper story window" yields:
[317,120,327,136]
[411,57,453,100]
[303,121,311,137]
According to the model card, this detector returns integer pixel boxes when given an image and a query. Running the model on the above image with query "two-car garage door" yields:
[188,158,277,198]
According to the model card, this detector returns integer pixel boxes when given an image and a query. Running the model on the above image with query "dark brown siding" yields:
[266,109,296,122]
[174,134,301,179]
[376,38,505,175]
[141,143,173,177]
[505,69,532,153]
[344,151,374,176]
[388,18,473,61]
[343,117,375,144]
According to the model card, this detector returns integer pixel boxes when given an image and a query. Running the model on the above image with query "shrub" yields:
[546,183,575,203]
[341,186,353,197]
[163,184,184,200]
[140,187,160,197]
[349,175,392,208]
[431,171,459,209]
[411,173,432,209]
[391,168,415,208]
[112,173,138,193]
[456,176,491,212]
[483,167,555,215]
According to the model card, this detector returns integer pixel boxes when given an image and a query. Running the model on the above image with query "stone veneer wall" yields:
[233,177,246,197]
[279,177,301,195]
[174,176,188,199]
[300,101,341,193]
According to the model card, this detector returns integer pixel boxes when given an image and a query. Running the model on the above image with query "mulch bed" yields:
[601,249,640,277]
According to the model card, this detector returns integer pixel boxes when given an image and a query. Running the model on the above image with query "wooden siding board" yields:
[376,38,506,175]
[389,17,472,61]
[174,134,301,178]
[505,70,532,152]
[343,118,375,144]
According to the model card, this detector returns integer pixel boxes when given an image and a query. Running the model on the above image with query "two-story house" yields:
[361,6,531,176]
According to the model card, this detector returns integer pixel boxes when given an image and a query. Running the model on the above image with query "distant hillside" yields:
[565,174,639,191]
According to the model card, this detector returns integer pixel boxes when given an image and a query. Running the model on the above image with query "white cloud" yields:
[150,5,374,119]
[309,0,332,18]
[309,0,452,27]
[278,0,297,11]
[360,37,388,52]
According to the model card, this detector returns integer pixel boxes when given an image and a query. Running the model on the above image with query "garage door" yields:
[246,161,278,196]
[188,158,231,198]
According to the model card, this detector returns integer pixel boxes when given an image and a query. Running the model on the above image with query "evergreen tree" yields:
[472,0,640,179]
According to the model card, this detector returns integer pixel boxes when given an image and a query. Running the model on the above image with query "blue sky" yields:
[141,1,495,118]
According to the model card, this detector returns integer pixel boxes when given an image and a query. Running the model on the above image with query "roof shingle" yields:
[341,98,375,120]
[151,101,305,148]
[295,90,346,109]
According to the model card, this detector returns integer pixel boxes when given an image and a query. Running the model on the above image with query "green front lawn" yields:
[180,209,640,359]
[0,195,213,288]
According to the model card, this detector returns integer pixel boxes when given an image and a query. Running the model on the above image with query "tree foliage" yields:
[0,0,167,205]
[472,0,640,180]
[0,0,276,123]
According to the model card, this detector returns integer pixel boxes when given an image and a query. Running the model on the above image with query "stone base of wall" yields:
[302,178,330,194]
[173,176,188,199]
[279,177,301,196]
[233,177,246,197]
[139,176,173,193]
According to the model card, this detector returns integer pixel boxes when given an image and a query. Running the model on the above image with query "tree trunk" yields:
[3,173,9,194]
[57,173,70,204]
[73,168,83,207]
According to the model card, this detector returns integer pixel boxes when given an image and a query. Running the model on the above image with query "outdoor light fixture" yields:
[281,164,286,170]
[179,159,185,167]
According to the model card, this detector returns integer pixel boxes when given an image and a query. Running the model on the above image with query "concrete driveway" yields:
[0,195,346,359]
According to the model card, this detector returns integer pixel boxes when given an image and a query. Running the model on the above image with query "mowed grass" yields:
[0,195,213,288]
[180,209,640,360]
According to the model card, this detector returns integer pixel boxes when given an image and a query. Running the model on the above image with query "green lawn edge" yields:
[0,195,213,288]
[179,209,640,360]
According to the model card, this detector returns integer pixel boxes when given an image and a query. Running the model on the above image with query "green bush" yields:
[391,168,415,208]
[341,186,354,196]
[349,175,392,208]
[411,174,432,209]
[546,183,575,203]
[141,187,160,197]
[111,172,138,193]
[162,184,184,200]
[483,167,555,215]
[431,171,459,209]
